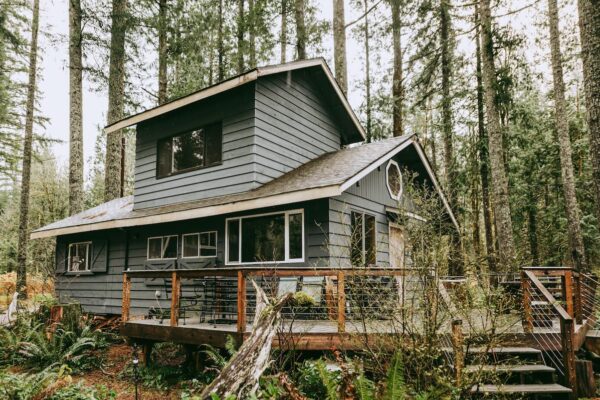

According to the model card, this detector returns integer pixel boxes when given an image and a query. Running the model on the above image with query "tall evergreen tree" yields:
[280,0,287,63]
[390,0,403,137]
[158,0,168,104]
[294,0,306,59]
[333,0,347,94]
[16,0,40,297]
[69,0,84,216]
[479,0,516,270]
[547,0,587,270]
[237,0,245,73]
[104,0,128,202]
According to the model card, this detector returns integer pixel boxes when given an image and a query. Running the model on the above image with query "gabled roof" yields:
[104,58,366,143]
[31,135,458,239]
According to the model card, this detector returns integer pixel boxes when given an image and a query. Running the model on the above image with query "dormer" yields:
[107,59,365,210]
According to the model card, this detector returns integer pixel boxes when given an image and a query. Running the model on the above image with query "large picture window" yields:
[147,235,178,260]
[226,210,304,264]
[68,242,91,272]
[182,231,217,258]
[351,211,376,267]
[157,122,222,178]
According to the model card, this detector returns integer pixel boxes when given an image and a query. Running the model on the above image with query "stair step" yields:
[471,383,572,394]
[465,364,555,374]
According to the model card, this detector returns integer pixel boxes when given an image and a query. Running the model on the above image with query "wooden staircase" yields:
[467,347,572,399]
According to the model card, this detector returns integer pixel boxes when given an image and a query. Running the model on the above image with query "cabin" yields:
[31,58,599,397]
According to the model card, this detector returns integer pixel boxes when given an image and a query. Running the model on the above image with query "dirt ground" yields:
[75,344,182,400]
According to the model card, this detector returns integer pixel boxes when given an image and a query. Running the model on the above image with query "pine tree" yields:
[69,0,84,216]
[16,0,40,297]
[158,0,168,104]
[237,0,245,73]
[547,0,587,270]
[104,0,128,202]
[294,0,306,59]
[390,0,403,137]
[333,0,347,94]
[479,0,516,270]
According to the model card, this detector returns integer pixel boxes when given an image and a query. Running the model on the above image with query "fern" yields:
[315,360,339,400]
[383,351,406,400]
[354,368,376,400]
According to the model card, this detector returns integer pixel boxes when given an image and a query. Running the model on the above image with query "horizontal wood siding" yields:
[133,84,259,210]
[253,71,342,184]
[328,156,417,268]
[55,200,330,315]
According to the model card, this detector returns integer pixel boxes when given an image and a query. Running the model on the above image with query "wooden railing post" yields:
[122,272,131,322]
[562,270,575,319]
[574,274,583,324]
[521,270,533,333]
[560,317,577,399]
[237,271,247,334]
[451,319,464,385]
[170,271,180,327]
[337,271,345,333]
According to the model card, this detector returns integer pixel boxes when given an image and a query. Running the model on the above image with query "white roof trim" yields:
[30,185,341,239]
[104,58,366,140]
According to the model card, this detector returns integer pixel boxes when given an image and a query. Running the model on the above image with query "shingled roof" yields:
[31,135,456,239]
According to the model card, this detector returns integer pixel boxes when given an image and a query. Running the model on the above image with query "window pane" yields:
[183,234,199,258]
[364,214,376,266]
[387,163,402,199]
[157,138,172,177]
[148,238,162,259]
[227,220,240,262]
[350,212,363,266]
[70,243,89,271]
[173,129,204,172]
[205,123,222,166]
[163,236,178,258]
[200,232,217,257]
[242,214,285,262]
[289,213,302,259]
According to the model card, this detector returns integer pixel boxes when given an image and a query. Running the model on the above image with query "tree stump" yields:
[200,280,293,399]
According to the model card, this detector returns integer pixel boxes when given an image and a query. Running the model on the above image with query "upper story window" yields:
[226,210,304,264]
[386,160,403,201]
[157,122,222,178]
[68,242,91,272]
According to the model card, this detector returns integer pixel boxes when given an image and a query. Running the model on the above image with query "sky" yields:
[34,0,574,177]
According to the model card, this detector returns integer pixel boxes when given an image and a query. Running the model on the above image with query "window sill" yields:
[63,271,94,276]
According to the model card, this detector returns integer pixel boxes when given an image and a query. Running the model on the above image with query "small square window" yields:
[200,232,217,257]
[68,242,91,272]
[147,236,178,260]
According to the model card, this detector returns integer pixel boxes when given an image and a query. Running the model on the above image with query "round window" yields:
[386,160,403,201]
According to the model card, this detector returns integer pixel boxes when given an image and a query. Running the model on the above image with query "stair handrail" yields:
[523,269,576,399]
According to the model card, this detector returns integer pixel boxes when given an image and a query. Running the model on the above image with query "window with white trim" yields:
[68,242,91,272]
[351,211,376,267]
[386,160,403,201]
[226,210,304,264]
[182,231,217,258]
[147,235,178,260]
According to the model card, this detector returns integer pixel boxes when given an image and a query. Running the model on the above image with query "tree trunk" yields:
[16,0,40,298]
[527,191,540,266]
[577,0,600,233]
[363,0,372,142]
[248,0,256,68]
[218,0,224,81]
[475,4,496,272]
[479,0,516,271]
[333,0,347,95]
[280,0,287,63]
[158,0,168,104]
[237,0,245,74]
[200,281,293,399]
[104,0,128,202]
[69,0,84,216]
[548,0,588,270]
[390,0,403,137]
[294,0,306,59]
[440,0,454,200]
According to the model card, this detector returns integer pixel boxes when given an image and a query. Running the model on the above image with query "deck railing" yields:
[121,267,413,335]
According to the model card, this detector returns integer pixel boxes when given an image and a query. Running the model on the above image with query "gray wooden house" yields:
[32,59,457,348]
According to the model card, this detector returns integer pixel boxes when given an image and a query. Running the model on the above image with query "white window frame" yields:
[147,235,179,260]
[225,209,304,265]
[68,241,92,272]
[386,160,403,201]
[351,210,378,266]
[181,231,218,258]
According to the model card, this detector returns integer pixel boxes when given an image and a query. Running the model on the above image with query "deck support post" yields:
[337,271,345,333]
[451,319,464,386]
[562,270,574,319]
[521,271,533,333]
[237,271,246,334]
[170,271,180,327]
[560,317,577,399]
[122,273,131,322]
[574,274,583,324]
